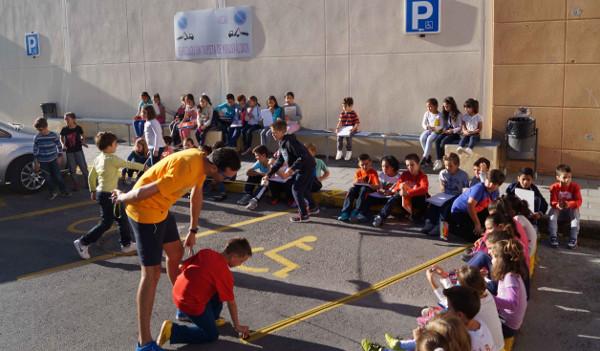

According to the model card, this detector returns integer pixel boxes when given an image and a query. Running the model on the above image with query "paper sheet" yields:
[337,126,353,137]
[260,109,273,127]
[515,188,535,212]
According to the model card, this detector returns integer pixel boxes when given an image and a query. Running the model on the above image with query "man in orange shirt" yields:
[338,153,380,222]
[113,147,241,351]
[373,153,429,227]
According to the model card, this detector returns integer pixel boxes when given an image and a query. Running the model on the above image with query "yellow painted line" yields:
[0,200,94,223]
[16,211,289,281]
[67,217,117,235]
[264,235,317,278]
[244,245,467,343]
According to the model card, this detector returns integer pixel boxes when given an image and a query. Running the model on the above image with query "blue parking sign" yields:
[25,32,40,57]
[405,0,441,34]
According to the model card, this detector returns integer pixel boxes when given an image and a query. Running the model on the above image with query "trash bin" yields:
[40,102,58,119]
[506,107,536,160]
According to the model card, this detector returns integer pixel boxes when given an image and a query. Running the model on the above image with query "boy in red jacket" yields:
[157,238,252,347]
[373,153,429,227]
[548,164,582,249]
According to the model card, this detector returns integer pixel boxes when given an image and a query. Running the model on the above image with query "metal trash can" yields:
[40,102,58,119]
[506,107,536,160]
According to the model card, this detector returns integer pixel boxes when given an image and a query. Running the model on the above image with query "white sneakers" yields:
[456,147,474,156]
[464,147,473,156]
[344,151,352,161]
[246,198,258,210]
[121,242,137,254]
[335,150,344,160]
[433,159,444,171]
[73,239,90,260]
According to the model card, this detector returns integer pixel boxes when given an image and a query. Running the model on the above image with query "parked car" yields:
[0,120,66,193]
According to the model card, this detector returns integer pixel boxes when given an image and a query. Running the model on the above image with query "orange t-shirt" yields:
[353,168,380,187]
[126,148,207,223]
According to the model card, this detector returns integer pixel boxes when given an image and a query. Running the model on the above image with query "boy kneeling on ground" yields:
[157,238,252,346]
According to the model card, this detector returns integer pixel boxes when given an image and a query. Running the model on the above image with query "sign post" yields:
[404,0,441,35]
[25,32,40,57]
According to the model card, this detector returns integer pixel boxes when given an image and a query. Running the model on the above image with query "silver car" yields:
[0,120,66,192]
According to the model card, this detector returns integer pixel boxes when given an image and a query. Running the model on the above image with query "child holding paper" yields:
[283,91,303,134]
[335,97,360,161]
[260,96,284,148]
[337,154,380,222]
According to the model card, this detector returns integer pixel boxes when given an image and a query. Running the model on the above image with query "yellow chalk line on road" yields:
[0,200,94,222]
[16,211,289,281]
[244,245,467,343]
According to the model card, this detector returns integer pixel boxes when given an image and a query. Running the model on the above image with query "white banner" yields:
[174,6,253,60]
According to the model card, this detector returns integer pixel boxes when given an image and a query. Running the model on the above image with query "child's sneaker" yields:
[121,242,137,254]
[456,146,464,154]
[433,159,444,171]
[290,215,310,223]
[237,194,252,206]
[335,150,344,160]
[156,320,172,347]
[48,192,59,200]
[384,333,401,351]
[372,215,383,227]
[308,207,320,215]
[549,236,559,248]
[420,219,434,233]
[361,339,385,351]
[344,151,353,161]
[567,238,577,249]
[73,239,90,259]
[439,221,449,241]
[464,147,473,156]
[135,341,164,351]
[246,198,258,210]
[355,212,369,223]
[215,318,227,327]
[337,212,350,222]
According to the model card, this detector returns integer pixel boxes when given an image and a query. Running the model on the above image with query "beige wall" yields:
[493,0,600,177]
[0,0,489,137]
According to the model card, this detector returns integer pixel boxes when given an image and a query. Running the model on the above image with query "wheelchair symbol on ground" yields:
[238,235,317,278]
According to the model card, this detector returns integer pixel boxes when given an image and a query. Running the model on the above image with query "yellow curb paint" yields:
[244,245,467,343]
[67,217,117,235]
[15,211,289,281]
[0,200,94,223]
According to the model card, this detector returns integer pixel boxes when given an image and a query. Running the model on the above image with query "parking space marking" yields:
[0,200,93,223]
[244,245,467,343]
[237,235,318,278]
[16,211,290,281]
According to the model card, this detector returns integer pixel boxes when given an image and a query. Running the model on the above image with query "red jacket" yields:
[549,182,582,209]
[391,170,429,197]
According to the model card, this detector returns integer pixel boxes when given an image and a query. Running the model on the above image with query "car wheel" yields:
[9,156,45,193]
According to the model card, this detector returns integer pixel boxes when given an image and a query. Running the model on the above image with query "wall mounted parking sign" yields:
[25,32,40,57]
[404,0,441,35]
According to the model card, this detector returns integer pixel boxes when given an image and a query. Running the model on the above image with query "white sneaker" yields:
[73,239,90,259]
[433,159,443,171]
[456,146,464,154]
[246,198,258,210]
[344,151,352,161]
[464,147,473,156]
[121,242,137,254]
[335,150,344,160]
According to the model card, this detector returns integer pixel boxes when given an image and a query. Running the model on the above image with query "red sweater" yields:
[391,170,429,197]
[549,182,582,209]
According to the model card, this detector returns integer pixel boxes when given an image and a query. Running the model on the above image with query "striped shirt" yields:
[338,110,359,127]
[33,132,61,163]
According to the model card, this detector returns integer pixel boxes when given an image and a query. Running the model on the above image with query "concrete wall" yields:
[493,0,600,177]
[0,0,489,137]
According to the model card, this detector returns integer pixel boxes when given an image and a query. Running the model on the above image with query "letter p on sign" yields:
[25,32,40,57]
[412,1,433,30]
[404,0,440,35]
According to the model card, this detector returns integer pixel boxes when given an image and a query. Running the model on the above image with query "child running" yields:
[73,132,145,259]
[156,238,252,347]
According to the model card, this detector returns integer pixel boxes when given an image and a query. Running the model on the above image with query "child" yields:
[226,94,246,148]
[506,167,548,225]
[469,157,490,187]
[143,105,166,166]
[183,137,196,149]
[419,98,442,167]
[548,164,582,249]
[358,155,401,223]
[179,94,199,146]
[237,145,270,206]
[338,154,380,222]
[241,96,262,154]
[153,93,166,124]
[448,169,505,241]
[264,120,318,222]
[434,97,463,171]
[196,94,214,146]
[170,95,187,147]
[73,132,145,259]
[216,93,240,145]
[306,143,330,192]
[134,91,153,138]
[259,95,284,149]
[491,239,528,337]
[335,97,360,161]
[207,141,234,201]
[60,112,89,191]
[372,154,429,227]
[422,153,469,236]
[506,194,538,257]
[157,238,252,347]
[122,138,149,183]
[457,98,482,156]
[32,117,69,199]
[161,136,175,158]
[283,91,303,134]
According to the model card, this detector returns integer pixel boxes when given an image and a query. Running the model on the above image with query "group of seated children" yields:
[361,225,530,351]
[418,96,483,171]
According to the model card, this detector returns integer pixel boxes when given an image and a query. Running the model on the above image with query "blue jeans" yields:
[548,207,580,240]
[171,294,223,344]
[459,134,480,149]
[435,133,460,160]
[133,120,145,138]
[228,126,242,147]
[40,159,67,194]
[148,147,164,167]
[341,185,372,215]
[242,124,261,150]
